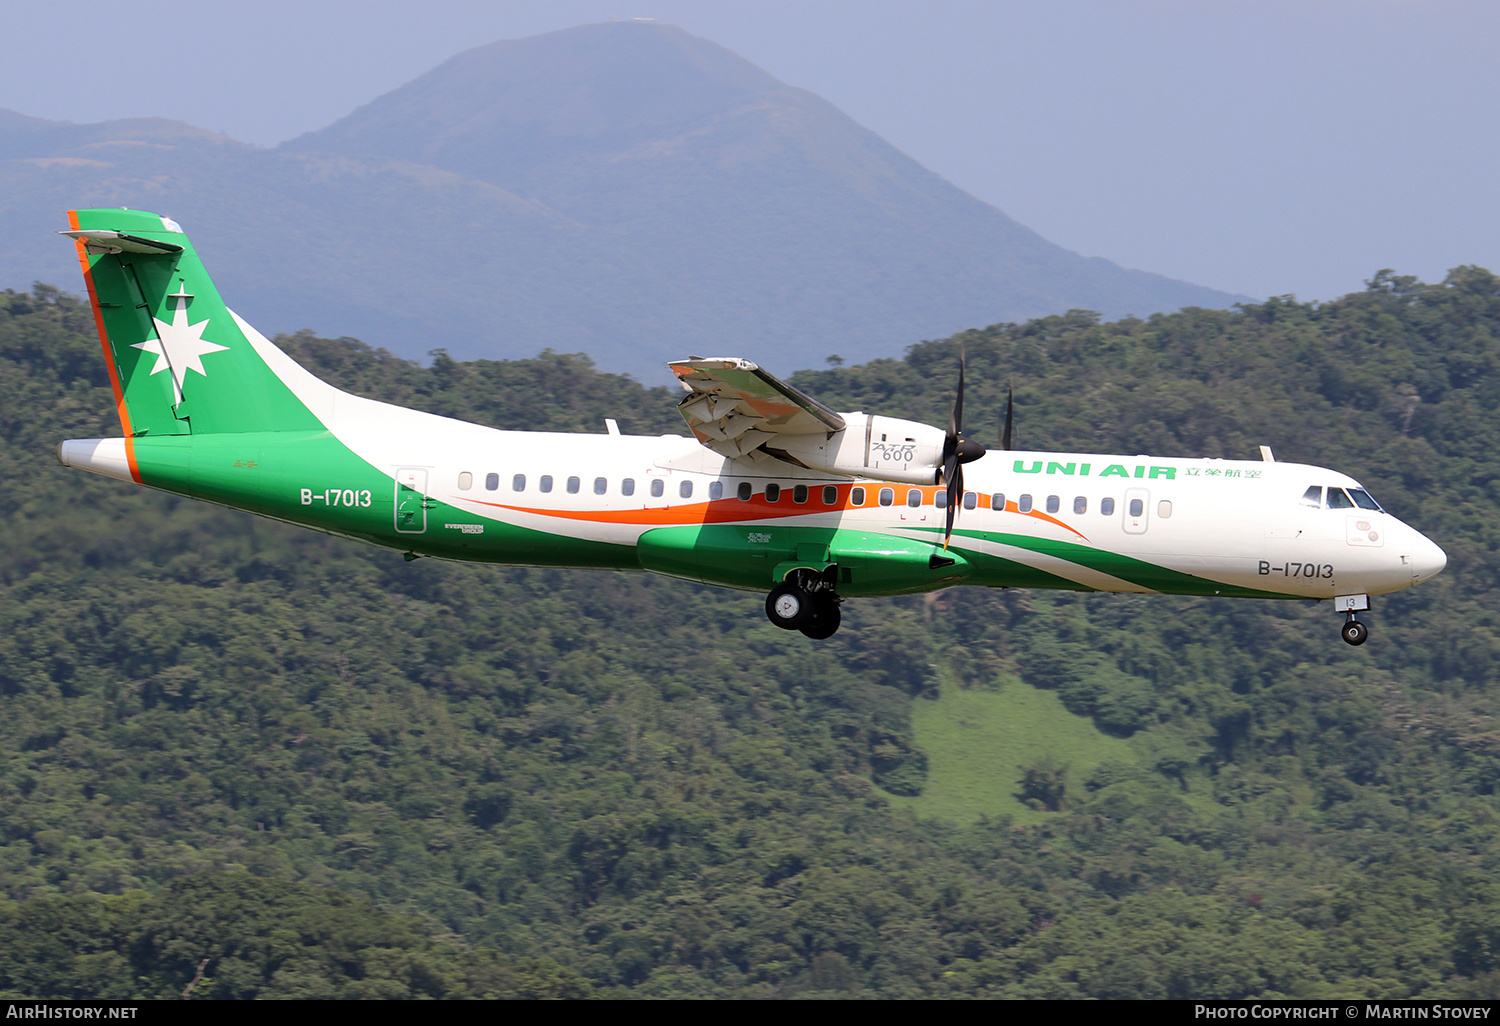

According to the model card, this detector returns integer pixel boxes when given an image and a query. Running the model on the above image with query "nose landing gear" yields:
[765,566,843,639]
[1341,615,1369,646]
[1335,593,1371,646]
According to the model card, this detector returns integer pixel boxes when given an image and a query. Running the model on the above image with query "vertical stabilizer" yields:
[64,208,325,437]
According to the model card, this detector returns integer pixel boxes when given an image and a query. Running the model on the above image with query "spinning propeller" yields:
[941,354,987,548]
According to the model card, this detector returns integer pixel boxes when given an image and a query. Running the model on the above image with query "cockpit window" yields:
[1326,487,1355,509]
[1300,486,1322,507]
[1348,488,1383,511]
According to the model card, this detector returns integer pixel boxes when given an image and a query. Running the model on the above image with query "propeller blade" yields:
[944,353,966,464]
[1001,381,1014,451]
[952,356,965,443]
[942,352,985,549]
[944,461,962,549]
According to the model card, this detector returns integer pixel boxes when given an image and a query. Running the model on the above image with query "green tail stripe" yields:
[72,208,322,436]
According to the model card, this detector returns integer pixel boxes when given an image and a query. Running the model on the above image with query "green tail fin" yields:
[65,208,324,436]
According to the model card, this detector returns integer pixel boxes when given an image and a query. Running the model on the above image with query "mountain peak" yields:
[6,24,1248,378]
[283,22,785,173]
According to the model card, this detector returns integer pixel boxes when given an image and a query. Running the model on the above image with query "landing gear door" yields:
[395,468,428,534]
[1123,488,1150,535]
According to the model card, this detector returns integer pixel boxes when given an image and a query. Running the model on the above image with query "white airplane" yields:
[56,208,1447,644]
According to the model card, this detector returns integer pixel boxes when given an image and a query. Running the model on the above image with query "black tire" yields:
[799,600,842,640]
[766,582,814,630]
[1342,620,1369,646]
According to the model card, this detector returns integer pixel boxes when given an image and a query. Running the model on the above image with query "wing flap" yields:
[669,357,846,462]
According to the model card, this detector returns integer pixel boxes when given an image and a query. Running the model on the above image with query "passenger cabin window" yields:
[567,476,581,494]
[935,490,948,509]
[906,489,921,508]
[1348,488,1382,511]
[680,480,693,499]
[539,475,553,493]
[851,487,866,506]
[1326,487,1355,509]
[650,479,664,498]
[1073,496,1087,515]
[488,473,501,491]
[1158,500,1173,518]
[963,492,977,511]
[1046,495,1060,514]
[879,487,894,506]
[1301,486,1323,507]
[1129,498,1144,517]
[991,493,1005,511]
[622,478,636,496]
[766,483,781,502]
[593,477,607,495]
[458,472,473,490]
[709,481,724,500]
[793,485,808,504]
[823,486,838,505]
[1018,494,1033,513]
[738,481,752,501]
[1101,497,1116,516]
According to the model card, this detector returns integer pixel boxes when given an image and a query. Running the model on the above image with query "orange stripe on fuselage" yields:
[456,481,1091,541]
[998,500,1089,541]
[68,210,141,483]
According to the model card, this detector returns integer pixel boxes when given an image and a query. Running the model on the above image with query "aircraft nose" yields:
[1406,533,1447,584]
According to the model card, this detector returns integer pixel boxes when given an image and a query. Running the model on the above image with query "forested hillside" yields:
[3,271,1500,998]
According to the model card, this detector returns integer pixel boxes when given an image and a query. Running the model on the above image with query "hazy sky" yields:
[8,1,1498,303]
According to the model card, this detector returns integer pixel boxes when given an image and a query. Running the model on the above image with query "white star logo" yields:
[132,291,229,405]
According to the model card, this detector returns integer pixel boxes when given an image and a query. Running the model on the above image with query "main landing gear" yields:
[1336,593,1371,646]
[766,566,842,639]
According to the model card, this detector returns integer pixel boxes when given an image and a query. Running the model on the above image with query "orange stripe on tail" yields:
[67,210,140,483]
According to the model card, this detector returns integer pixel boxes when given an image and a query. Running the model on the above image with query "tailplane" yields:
[63,208,324,438]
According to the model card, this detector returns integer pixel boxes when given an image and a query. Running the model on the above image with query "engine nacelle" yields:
[766,413,949,485]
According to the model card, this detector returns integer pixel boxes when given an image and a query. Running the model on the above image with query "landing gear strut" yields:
[1335,593,1371,646]
[765,566,843,639]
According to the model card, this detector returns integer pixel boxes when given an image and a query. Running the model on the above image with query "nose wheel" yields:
[1341,613,1369,646]
[1335,594,1371,646]
[765,566,843,639]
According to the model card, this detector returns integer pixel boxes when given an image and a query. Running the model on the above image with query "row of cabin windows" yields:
[454,472,1170,517]
[1300,485,1383,511]
[457,471,706,499]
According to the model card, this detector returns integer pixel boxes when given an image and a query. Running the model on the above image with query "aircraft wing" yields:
[669,358,846,461]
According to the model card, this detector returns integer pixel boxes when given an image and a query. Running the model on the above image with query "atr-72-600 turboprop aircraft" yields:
[56,208,1446,644]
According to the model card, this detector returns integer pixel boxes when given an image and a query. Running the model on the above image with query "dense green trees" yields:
[3,271,1500,997]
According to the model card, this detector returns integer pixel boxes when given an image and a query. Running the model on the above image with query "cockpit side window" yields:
[1326,487,1355,509]
[1348,488,1383,511]
[1300,486,1322,507]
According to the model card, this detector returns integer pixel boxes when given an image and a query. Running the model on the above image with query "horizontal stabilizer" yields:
[59,229,183,255]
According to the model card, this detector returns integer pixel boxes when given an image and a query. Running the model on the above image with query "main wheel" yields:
[1341,619,1369,646]
[799,599,842,640]
[766,582,814,630]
